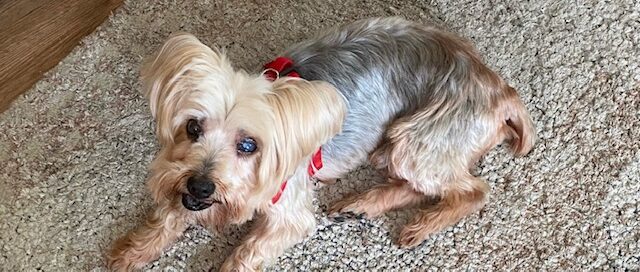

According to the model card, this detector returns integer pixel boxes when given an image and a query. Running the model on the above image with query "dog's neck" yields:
[270,148,323,204]
[263,56,300,80]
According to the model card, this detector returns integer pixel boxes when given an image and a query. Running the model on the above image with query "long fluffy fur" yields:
[285,17,535,247]
[108,33,345,271]
[108,17,535,271]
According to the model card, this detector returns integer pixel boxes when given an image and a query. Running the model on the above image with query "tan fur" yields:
[499,86,537,156]
[107,34,346,271]
[398,177,488,247]
[107,206,187,270]
[329,179,424,218]
[221,166,319,272]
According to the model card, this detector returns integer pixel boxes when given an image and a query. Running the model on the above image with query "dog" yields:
[107,17,535,271]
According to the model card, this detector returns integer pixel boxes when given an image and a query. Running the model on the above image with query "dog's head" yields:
[141,33,345,226]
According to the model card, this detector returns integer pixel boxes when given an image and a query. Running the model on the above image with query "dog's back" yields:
[285,17,534,176]
[285,17,535,246]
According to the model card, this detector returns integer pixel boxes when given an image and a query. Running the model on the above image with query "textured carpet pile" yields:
[1,0,638,270]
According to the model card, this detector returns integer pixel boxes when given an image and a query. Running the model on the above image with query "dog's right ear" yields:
[141,33,230,146]
[257,78,346,196]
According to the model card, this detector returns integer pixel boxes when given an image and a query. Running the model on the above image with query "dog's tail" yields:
[498,86,536,156]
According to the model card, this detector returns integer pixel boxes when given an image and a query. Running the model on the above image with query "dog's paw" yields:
[219,259,259,272]
[106,236,150,271]
[328,193,381,221]
[106,249,142,272]
[319,178,338,185]
[220,244,262,272]
[328,211,364,223]
[397,225,430,248]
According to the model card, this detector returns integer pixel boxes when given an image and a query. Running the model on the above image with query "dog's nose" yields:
[186,175,215,199]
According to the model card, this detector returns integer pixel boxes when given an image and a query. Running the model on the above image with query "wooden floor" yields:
[0,0,123,113]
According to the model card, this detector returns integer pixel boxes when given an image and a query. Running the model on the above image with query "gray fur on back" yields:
[283,17,483,175]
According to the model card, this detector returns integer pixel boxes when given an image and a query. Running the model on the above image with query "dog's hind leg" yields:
[393,84,536,247]
[329,178,425,219]
[398,176,488,248]
[347,101,504,247]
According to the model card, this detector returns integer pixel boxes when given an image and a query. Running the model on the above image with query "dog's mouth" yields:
[181,193,220,211]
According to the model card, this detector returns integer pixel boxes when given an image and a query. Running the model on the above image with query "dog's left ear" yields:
[259,78,346,190]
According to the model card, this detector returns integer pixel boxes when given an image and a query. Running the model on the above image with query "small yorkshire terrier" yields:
[108,17,535,271]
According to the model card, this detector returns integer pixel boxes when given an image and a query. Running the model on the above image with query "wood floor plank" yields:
[0,0,124,113]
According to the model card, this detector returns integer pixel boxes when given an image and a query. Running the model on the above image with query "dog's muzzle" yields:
[182,175,215,211]
[181,193,212,211]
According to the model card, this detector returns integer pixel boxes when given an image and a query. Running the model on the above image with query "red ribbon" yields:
[263,57,300,80]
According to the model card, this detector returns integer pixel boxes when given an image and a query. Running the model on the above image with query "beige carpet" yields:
[1,0,639,270]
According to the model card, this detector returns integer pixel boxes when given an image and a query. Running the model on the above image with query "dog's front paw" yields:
[107,253,136,272]
[107,250,141,271]
[219,258,259,272]
[106,236,149,271]
[219,245,262,272]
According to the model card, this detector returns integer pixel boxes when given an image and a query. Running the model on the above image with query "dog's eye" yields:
[236,137,257,154]
[186,119,202,140]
